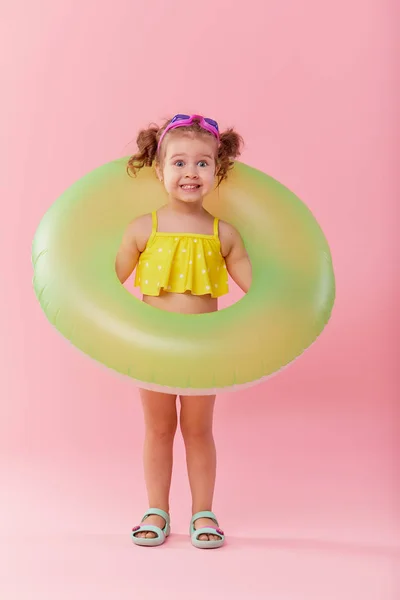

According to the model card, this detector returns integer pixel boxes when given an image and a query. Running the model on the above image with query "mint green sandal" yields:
[131,508,170,547]
[190,511,225,549]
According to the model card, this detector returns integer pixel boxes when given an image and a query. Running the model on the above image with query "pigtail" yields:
[216,128,244,185]
[127,124,160,177]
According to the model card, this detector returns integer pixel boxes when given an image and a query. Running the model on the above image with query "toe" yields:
[198,534,209,541]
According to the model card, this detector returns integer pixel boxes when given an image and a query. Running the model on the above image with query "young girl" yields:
[115,114,252,549]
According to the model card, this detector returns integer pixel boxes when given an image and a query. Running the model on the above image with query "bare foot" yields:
[193,517,223,542]
[133,513,167,539]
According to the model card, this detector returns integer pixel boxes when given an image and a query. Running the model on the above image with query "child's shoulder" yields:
[124,212,153,250]
[218,219,241,240]
[217,219,244,256]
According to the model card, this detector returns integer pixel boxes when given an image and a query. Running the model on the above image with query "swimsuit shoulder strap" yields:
[151,211,158,233]
[213,217,219,237]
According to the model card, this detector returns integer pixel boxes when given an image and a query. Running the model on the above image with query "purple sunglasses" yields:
[157,114,220,152]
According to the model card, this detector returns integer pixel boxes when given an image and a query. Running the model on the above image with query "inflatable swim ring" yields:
[32,158,335,395]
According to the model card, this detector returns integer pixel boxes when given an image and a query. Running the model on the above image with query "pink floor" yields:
[2,531,398,600]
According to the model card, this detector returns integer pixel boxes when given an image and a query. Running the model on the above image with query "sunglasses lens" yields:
[205,118,219,131]
[171,114,190,123]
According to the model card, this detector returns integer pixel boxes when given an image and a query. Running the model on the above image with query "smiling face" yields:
[157,132,218,204]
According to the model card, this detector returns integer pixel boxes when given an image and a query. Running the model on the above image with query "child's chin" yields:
[178,192,203,202]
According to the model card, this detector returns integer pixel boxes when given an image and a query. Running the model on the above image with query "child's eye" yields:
[174,160,184,167]
[198,161,208,167]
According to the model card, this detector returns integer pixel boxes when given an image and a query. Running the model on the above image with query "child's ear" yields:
[155,163,163,182]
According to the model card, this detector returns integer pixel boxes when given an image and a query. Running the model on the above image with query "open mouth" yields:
[180,184,200,190]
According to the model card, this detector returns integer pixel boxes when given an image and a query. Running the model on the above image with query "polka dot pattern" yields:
[135,212,229,298]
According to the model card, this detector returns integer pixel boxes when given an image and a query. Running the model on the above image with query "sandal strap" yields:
[132,524,165,538]
[142,508,170,529]
[191,511,218,528]
[192,526,224,539]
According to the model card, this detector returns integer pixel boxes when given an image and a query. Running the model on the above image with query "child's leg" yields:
[134,388,178,539]
[179,394,221,542]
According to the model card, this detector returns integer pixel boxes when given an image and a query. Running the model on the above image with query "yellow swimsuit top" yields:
[135,211,229,298]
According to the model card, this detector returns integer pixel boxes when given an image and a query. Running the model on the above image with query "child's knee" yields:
[146,421,177,441]
[180,421,213,442]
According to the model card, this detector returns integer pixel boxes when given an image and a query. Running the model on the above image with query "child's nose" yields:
[185,167,199,178]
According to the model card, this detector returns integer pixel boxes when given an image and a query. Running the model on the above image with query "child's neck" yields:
[167,197,205,216]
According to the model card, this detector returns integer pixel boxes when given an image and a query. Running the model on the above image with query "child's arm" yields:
[115,214,152,283]
[221,223,252,293]
[115,221,140,283]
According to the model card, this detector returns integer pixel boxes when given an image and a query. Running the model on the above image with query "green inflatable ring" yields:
[32,158,335,395]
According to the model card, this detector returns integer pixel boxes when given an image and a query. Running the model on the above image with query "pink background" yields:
[1,1,399,599]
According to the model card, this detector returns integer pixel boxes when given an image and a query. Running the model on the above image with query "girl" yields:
[115,114,252,549]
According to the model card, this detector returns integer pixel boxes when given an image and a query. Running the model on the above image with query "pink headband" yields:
[157,114,220,153]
